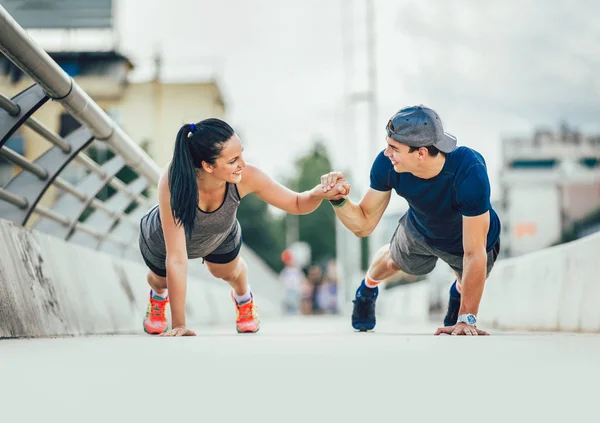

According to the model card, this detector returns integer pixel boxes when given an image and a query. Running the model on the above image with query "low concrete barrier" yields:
[377,281,431,323]
[0,218,282,338]
[479,231,600,332]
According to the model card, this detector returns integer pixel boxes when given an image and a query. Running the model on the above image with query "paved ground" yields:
[1,316,598,423]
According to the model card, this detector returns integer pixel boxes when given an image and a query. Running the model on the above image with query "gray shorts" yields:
[389,214,500,278]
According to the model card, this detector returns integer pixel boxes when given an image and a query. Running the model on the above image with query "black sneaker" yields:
[351,282,378,331]
[443,284,461,327]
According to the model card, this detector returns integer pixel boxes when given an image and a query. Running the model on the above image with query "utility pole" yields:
[366,0,378,161]
[365,0,379,268]
[337,0,378,311]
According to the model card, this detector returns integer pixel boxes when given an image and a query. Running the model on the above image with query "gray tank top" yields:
[140,182,241,264]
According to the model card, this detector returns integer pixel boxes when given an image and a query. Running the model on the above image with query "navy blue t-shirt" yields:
[370,146,501,255]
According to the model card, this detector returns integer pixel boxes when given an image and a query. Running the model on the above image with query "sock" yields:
[358,279,378,297]
[152,289,168,299]
[365,271,384,288]
[450,280,461,300]
[234,285,252,304]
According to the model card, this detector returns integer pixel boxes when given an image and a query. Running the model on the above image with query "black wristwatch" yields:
[329,198,347,208]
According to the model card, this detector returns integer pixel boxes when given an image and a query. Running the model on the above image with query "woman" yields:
[138,118,349,336]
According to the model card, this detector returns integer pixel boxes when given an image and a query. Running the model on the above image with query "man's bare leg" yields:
[352,244,403,331]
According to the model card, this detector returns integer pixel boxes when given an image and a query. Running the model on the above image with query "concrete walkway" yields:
[1,317,598,423]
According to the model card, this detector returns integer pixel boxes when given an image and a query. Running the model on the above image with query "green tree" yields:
[287,140,337,264]
[237,193,286,273]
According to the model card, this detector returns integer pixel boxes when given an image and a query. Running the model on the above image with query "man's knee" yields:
[373,244,401,272]
[373,244,391,259]
[387,256,401,272]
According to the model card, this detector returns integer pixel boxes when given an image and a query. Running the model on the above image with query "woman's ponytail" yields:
[169,124,198,238]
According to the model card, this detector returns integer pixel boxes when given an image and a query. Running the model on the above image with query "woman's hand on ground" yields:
[159,326,197,337]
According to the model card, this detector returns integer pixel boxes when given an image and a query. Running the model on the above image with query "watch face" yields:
[467,315,477,325]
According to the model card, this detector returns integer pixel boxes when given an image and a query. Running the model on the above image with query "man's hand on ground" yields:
[434,323,489,336]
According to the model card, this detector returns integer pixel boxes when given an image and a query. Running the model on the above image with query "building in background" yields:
[500,123,600,257]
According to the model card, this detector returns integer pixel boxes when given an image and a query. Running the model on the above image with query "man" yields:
[321,105,501,335]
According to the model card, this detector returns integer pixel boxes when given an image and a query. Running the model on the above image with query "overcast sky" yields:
[115,0,600,198]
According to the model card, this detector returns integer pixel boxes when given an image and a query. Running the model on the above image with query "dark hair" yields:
[408,145,443,157]
[169,118,235,238]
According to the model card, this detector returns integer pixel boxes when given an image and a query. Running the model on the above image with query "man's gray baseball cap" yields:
[385,105,457,153]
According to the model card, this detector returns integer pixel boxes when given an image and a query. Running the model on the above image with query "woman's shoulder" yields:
[237,163,265,197]
[157,162,172,192]
[241,162,260,178]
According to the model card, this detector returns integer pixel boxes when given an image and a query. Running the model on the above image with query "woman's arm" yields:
[156,168,190,331]
[237,164,348,214]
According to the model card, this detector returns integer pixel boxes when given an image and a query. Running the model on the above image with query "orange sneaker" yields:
[231,291,260,333]
[143,292,169,335]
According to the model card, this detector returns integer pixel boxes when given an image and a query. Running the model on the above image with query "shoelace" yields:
[238,302,257,320]
[354,297,375,319]
[151,302,166,318]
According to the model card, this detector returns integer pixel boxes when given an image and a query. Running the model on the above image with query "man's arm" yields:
[332,188,392,237]
[434,211,491,336]
[459,211,490,317]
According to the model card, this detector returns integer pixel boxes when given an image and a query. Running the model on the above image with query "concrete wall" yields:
[377,281,431,323]
[479,231,600,332]
[0,218,282,338]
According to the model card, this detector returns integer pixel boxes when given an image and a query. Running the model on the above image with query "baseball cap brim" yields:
[435,132,457,153]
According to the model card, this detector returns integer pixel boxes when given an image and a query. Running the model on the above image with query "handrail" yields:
[0,4,160,184]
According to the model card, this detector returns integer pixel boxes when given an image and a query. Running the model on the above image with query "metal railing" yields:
[0,5,159,261]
